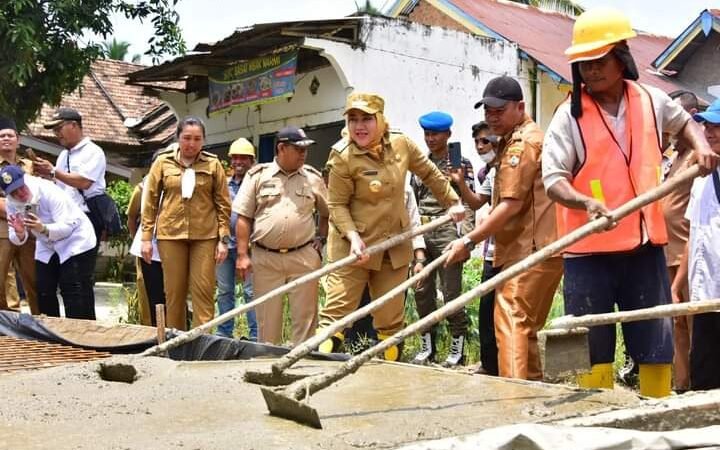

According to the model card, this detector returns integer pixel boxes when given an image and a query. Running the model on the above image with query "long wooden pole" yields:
[266,253,449,377]
[141,215,452,356]
[280,165,702,401]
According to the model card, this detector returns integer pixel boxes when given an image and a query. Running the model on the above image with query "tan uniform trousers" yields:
[495,256,563,380]
[157,239,217,331]
[668,264,692,390]
[0,238,38,314]
[135,257,152,326]
[253,245,321,345]
[320,255,407,336]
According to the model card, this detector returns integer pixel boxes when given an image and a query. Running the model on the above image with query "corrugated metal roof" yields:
[446,0,680,93]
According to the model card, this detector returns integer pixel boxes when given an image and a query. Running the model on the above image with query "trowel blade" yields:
[261,386,322,429]
[243,369,308,386]
[539,328,592,381]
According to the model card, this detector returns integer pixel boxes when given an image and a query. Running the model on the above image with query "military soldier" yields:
[142,117,232,331]
[0,117,38,314]
[318,92,465,361]
[233,126,328,345]
[410,111,473,367]
[446,76,563,381]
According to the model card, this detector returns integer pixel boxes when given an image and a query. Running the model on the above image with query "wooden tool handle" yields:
[549,298,720,330]
[141,215,452,356]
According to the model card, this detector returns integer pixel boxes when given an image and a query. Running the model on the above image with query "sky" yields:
[107,0,710,64]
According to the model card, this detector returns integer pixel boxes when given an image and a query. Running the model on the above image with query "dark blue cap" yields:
[419,111,453,132]
[693,99,720,125]
[0,165,26,195]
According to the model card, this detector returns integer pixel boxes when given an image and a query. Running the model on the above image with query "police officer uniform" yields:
[233,127,328,345]
[142,146,231,331]
[319,93,460,360]
[410,111,473,367]
[0,119,38,314]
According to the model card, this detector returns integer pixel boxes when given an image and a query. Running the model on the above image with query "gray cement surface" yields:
[0,356,643,450]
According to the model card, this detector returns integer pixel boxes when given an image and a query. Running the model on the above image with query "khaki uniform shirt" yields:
[493,116,557,267]
[141,149,231,241]
[0,157,34,239]
[327,133,459,270]
[233,161,328,249]
[661,145,695,267]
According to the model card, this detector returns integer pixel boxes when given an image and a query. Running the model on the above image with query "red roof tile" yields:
[448,0,680,93]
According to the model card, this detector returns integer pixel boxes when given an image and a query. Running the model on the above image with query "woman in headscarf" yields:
[318,92,465,360]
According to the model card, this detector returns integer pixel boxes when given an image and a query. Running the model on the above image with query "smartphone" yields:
[448,142,462,169]
[23,203,38,218]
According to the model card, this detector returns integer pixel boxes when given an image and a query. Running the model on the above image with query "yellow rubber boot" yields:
[639,364,672,398]
[577,363,614,389]
[377,333,401,362]
[318,331,344,353]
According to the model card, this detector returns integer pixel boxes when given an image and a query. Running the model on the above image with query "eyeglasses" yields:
[52,121,75,136]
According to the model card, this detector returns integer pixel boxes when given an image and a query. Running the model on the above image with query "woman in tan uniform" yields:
[319,92,465,360]
[141,117,231,330]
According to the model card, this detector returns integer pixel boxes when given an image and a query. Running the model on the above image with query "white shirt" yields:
[8,175,97,263]
[129,178,161,262]
[54,137,107,211]
[684,168,720,302]
[478,166,496,261]
[404,183,425,251]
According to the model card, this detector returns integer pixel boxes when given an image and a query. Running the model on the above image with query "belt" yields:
[253,239,313,254]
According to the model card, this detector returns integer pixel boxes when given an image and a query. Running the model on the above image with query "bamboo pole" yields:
[248,253,449,382]
[279,165,702,402]
[141,215,453,356]
[156,305,166,344]
[548,298,720,330]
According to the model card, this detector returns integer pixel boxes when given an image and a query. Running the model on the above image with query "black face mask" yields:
[570,41,640,119]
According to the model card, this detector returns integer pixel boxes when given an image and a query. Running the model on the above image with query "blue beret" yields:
[419,111,453,132]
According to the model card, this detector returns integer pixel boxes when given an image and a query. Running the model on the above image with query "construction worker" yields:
[215,137,257,340]
[233,126,328,345]
[410,111,473,367]
[450,121,500,375]
[0,117,38,314]
[542,8,718,397]
[142,117,232,331]
[673,98,720,390]
[446,76,562,381]
[318,92,465,361]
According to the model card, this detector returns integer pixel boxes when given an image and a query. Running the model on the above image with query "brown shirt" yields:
[233,161,328,249]
[327,132,459,270]
[0,157,34,239]
[661,145,695,267]
[493,116,557,267]
[141,149,231,241]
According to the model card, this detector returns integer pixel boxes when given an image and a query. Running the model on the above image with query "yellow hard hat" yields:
[228,137,255,157]
[565,7,636,63]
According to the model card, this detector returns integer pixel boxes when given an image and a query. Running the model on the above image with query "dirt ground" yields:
[0,355,644,450]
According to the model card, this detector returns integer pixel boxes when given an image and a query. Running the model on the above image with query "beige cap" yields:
[344,92,385,115]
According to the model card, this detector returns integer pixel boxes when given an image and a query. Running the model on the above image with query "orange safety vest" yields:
[557,81,668,254]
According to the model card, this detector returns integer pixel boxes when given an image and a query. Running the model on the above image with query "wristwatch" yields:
[220,235,231,245]
[462,235,475,251]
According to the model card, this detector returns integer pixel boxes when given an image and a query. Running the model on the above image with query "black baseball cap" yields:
[276,126,315,147]
[474,76,524,109]
[43,107,82,129]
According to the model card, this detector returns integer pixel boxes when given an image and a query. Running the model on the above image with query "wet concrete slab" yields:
[0,356,642,449]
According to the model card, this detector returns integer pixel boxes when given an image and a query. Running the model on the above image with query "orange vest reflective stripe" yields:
[556,81,668,254]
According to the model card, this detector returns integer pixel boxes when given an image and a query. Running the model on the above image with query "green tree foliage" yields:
[0,0,186,129]
[105,179,132,282]
[102,38,131,60]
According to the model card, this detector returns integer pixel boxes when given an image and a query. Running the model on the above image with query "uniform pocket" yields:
[295,185,315,214]
[163,167,183,190]
[258,183,281,208]
[195,168,213,187]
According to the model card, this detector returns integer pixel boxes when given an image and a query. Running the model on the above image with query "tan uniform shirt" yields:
[233,161,328,249]
[0,157,34,239]
[141,149,231,241]
[493,116,557,267]
[327,133,459,270]
[661,145,695,267]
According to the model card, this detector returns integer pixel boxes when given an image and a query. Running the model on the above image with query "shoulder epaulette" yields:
[303,164,322,177]
[157,147,174,155]
[247,163,269,176]
[388,127,403,135]
[201,150,218,159]
[331,137,350,153]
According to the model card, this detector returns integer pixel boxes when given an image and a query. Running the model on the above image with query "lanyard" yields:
[712,169,720,204]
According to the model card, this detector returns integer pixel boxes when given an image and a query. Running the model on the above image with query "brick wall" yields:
[407,0,469,33]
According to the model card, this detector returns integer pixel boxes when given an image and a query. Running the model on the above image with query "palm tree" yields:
[356,0,382,15]
[102,38,131,61]
[514,0,584,16]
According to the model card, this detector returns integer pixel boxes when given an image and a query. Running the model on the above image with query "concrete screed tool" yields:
[261,165,702,429]
[539,298,720,380]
